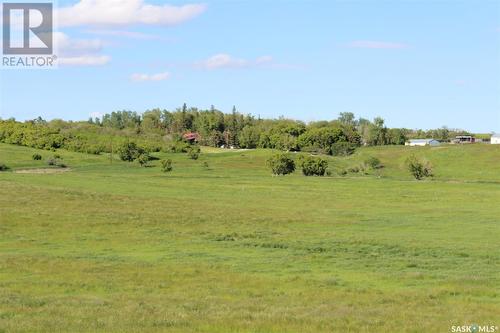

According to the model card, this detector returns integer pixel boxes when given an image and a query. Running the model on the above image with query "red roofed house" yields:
[183,132,200,143]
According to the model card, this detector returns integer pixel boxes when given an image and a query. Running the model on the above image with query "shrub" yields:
[47,155,66,168]
[299,155,328,176]
[406,155,433,180]
[117,142,144,162]
[161,159,173,173]
[338,169,348,176]
[0,163,9,171]
[347,163,368,175]
[32,153,42,160]
[168,140,191,153]
[187,146,200,160]
[267,153,295,175]
[365,156,383,169]
[136,152,151,167]
[348,165,360,173]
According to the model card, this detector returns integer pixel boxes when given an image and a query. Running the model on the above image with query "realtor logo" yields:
[2,1,56,68]
[2,2,53,54]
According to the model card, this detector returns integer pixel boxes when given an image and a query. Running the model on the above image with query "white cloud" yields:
[131,72,170,82]
[90,112,103,119]
[195,54,274,70]
[58,55,111,66]
[54,32,111,66]
[347,40,409,49]
[255,55,274,65]
[57,0,206,27]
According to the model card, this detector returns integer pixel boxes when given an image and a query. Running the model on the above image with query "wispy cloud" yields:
[55,32,104,56]
[347,40,409,49]
[57,0,207,27]
[83,29,163,40]
[194,53,274,70]
[131,72,170,82]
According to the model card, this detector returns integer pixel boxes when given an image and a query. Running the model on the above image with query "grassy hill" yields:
[0,143,499,332]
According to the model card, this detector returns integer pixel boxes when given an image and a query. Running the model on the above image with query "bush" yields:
[47,155,66,168]
[32,153,42,160]
[299,155,328,176]
[161,159,173,173]
[267,153,295,175]
[187,146,200,160]
[347,163,368,175]
[406,155,433,180]
[136,152,151,167]
[365,156,383,169]
[117,142,144,162]
[0,163,9,171]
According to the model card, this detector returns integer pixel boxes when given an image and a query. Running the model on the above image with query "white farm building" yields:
[491,133,500,145]
[406,139,440,147]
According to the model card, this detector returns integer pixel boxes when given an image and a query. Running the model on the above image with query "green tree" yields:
[238,125,260,149]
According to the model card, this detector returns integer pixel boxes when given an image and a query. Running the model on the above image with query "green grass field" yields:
[0,143,499,332]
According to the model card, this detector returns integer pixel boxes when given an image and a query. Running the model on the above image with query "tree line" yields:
[0,105,471,156]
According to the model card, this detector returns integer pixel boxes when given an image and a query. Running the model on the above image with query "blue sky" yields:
[1,0,499,132]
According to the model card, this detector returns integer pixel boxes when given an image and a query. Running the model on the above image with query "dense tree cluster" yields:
[1,107,472,157]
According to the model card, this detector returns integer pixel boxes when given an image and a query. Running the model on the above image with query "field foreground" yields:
[0,143,499,332]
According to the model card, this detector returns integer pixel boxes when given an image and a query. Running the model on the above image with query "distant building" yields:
[453,135,475,144]
[491,133,500,145]
[183,132,200,143]
[406,139,440,147]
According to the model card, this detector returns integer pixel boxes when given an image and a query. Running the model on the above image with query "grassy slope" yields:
[0,143,499,332]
